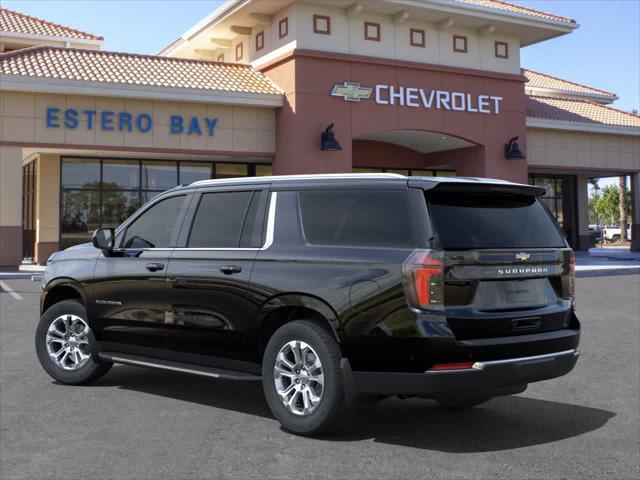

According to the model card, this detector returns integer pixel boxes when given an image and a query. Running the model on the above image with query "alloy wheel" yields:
[45,314,92,371]
[273,340,325,416]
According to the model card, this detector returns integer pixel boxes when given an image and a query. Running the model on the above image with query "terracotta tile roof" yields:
[0,46,283,95]
[452,0,575,24]
[527,96,640,128]
[524,69,616,98]
[0,7,102,41]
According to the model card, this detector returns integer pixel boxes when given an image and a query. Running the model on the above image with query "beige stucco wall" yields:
[527,128,640,171]
[0,145,22,228]
[199,3,520,74]
[36,154,60,244]
[0,91,277,154]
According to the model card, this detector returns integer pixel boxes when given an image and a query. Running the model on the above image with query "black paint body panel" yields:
[41,176,580,395]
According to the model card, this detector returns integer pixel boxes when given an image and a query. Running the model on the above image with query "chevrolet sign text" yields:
[375,85,502,114]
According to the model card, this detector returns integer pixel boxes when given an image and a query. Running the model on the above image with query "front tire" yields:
[35,299,112,385]
[262,320,351,435]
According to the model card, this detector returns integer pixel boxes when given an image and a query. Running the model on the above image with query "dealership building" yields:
[1,0,639,267]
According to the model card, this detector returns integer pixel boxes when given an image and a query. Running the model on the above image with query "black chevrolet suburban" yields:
[36,173,580,435]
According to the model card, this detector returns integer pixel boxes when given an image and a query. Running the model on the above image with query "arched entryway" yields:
[352,129,485,176]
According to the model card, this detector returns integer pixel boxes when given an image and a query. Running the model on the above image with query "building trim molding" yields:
[525,87,618,104]
[527,118,640,136]
[0,140,275,158]
[256,48,527,82]
[0,75,284,107]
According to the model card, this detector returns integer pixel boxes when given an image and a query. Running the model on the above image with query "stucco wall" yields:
[203,4,520,75]
[527,128,640,171]
[0,91,276,154]
[237,3,520,75]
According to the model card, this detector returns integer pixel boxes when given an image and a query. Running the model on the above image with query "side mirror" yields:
[92,227,115,255]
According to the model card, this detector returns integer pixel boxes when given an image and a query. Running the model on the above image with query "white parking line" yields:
[0,281,23,300]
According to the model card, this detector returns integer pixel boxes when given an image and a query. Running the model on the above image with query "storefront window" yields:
[102,191,141,229]
[352,168,456,176]
[60,157,268,248]
[255,164,273,176]
[142,161,178,190]
[103,160,139,189]
[529,175,564,228]
[61,158,100,189]
[180,162,213,184]
[217,163,248,179]
[60,190,100,249]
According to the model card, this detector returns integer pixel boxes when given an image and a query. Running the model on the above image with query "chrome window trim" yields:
[125,192,278,253]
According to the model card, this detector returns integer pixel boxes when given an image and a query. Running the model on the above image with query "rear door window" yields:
[298,190,412,247]
[426,192,566,250]
[188,191,267,248]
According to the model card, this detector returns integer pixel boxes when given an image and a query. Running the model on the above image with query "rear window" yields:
[426,192,565,250]
[299,190,412,247]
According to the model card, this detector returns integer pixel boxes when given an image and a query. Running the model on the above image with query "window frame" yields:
[453,34,468,53]
[364,22,381,41]
[296,189,415,249]
[494,41,509,59]
[278,17,288,39]
[255,31,265,51]
[235,42,244,61]
[177,185,271,250]
[313,15,331,35]
[116,193,190,250]
[410,28,425,48]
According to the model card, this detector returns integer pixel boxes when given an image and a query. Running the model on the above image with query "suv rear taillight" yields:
[402,249,445,311]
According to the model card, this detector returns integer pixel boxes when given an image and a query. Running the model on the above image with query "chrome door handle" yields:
[220,265,242,275]
[146,263,165,272]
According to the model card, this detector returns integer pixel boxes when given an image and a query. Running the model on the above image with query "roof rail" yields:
[189,173,406,187]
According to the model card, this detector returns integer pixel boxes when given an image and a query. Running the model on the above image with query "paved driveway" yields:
[1,275,638,480]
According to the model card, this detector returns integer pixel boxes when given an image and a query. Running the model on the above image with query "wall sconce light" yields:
[321,123,342,151]
[504,136,525,160]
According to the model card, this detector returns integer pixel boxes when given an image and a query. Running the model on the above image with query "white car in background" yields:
[602,225,632,242]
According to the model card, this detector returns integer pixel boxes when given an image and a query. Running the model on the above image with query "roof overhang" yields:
[0,30,102,49]
[0,75,284,108]
[525,87,618,105]
[527,117,640,137]
[159,0,577,57]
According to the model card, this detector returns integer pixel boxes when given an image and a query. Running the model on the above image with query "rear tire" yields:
[436,395,493,409]
[35,300,112,385]
[262,320,351,435]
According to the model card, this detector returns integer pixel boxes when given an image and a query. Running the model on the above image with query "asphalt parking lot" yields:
[1,275,639,480]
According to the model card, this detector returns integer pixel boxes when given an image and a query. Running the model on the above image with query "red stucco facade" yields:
[261,49,529,183]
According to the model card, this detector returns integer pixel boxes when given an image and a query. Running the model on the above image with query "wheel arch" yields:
[41,278,87,315]
[254,293,342,361]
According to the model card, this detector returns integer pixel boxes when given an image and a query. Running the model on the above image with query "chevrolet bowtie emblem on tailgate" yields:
[515,252,531,261]
[331,82,372,102]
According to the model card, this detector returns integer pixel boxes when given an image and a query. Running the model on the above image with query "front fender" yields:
[41,278,88,315]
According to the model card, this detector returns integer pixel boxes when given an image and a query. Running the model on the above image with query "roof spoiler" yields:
[408,178,546,197]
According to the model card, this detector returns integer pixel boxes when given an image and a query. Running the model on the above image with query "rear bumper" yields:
[344,348,579,397]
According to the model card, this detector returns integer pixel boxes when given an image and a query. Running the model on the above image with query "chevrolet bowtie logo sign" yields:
[331,82,372,102]
[516,252,531,261]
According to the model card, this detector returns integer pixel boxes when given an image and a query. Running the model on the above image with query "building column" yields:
[36,155,61,265]
[0,146,23,267]
[576,175,591,251]
[631,172,640,252]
